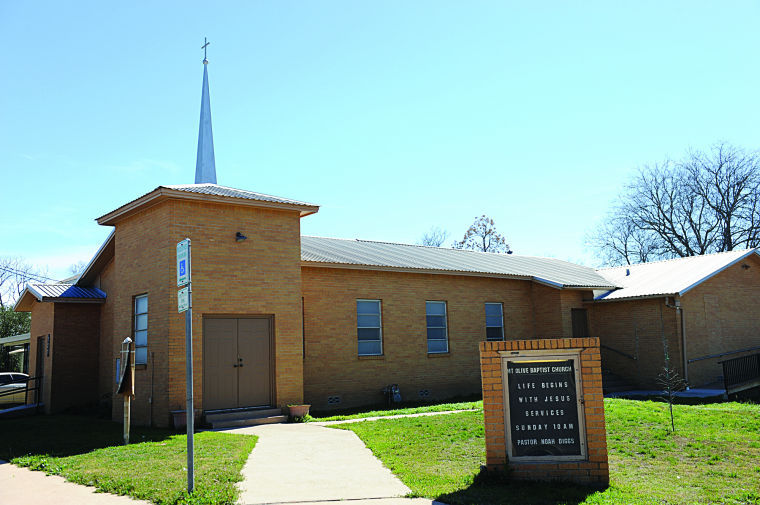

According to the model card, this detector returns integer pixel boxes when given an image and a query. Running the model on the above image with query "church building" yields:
[14,52,627,427]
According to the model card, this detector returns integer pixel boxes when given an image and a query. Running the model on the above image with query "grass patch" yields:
[310,399,482,422]
[335,399,760,504]
[0,415,256,505]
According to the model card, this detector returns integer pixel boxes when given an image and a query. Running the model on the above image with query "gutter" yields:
[665,296,688,387]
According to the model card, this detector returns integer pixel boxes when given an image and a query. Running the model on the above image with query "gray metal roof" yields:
[165,184,317,207]
[26,284,107,301]
[301,236,617,289]
[595,249,759,301]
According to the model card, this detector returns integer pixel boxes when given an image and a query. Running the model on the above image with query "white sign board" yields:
[178,286,189,313]
[177,239,190,287]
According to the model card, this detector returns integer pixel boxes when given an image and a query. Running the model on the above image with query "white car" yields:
[0,372,29,406]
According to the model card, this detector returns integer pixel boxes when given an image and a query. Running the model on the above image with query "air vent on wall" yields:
[418,389,430,398]
[327,395,342,405]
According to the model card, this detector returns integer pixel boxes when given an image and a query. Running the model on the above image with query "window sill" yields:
[358,354,384,360]
[427,352,450,358]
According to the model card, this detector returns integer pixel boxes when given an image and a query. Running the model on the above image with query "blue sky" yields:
[2,1,759,280]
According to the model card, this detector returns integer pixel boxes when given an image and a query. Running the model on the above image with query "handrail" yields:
[688,345,760,364]
[600,344,637,361]
[0,375,42,404]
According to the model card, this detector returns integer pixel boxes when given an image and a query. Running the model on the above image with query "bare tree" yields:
[418,227,449,247]
[453,215,511,253]
[590,143,760,265]
[0,257,51,308]
[69,260,88,276]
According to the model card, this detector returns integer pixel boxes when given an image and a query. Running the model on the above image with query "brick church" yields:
[14,54,760,427]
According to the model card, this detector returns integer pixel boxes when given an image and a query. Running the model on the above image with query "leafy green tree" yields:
[0,306,30,339]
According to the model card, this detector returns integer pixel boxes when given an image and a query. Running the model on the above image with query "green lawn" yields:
[0,415,256,505]
[336,399,760,505]
[309,399,482,422]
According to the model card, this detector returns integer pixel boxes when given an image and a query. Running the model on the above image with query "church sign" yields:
[479,338,609,485]
[505,355,585,461]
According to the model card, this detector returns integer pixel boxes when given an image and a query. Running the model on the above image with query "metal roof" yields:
[595,249,760,301]
[165,184,317,207]
[0,333,30,346]
[26,284,107,301]
[301,236,616,289]
[97,184,319,225]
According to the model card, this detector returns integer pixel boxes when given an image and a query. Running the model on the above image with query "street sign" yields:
[178,286,189,313]
[177,239,190,287]
[176,237,195,493]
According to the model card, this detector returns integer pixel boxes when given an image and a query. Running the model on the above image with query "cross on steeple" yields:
[201,37,210,64]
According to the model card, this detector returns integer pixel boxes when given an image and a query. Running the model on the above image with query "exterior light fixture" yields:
[235,232,247,242]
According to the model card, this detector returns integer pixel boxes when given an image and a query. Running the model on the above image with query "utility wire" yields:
[0,265,60,283]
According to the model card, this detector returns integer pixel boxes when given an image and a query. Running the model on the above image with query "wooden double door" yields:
[203,317,272,411]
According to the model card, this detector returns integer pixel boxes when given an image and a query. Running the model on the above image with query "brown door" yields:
[571,309,589,338]
[203,317,271,410]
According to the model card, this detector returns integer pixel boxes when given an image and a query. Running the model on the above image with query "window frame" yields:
[425,300,449,354]
[133,294,148,365]
[356,299,383,356]
[485,302,505,341]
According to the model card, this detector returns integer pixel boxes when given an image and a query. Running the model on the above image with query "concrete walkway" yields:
[227,423,443,505]
[0,460,150,505]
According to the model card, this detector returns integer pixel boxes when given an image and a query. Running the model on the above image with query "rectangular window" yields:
[134,294,148,365]
[426,301,448,353]
[485,302,504,341]
[357,300,382,356]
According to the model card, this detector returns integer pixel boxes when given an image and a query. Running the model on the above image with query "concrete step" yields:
[205,407,282,424]
[211,415,288,429]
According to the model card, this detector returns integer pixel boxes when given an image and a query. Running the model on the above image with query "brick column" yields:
[480,338,608,485]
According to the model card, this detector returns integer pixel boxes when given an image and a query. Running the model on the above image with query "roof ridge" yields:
[163,183,318,207]
[597,248,754,271]
[303,235,588,264]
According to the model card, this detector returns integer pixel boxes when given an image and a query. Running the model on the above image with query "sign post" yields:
[177,238,194,493]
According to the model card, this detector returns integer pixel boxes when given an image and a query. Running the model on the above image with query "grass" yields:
[335,399,760,505]
[0,415,256,505]
[309,399,482,422]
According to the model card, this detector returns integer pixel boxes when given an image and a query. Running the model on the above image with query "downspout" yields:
[665,296,688,387]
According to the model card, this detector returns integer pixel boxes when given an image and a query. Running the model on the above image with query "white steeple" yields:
[195,37,217,184]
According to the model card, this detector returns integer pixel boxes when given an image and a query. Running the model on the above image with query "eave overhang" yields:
[97,186,320,226]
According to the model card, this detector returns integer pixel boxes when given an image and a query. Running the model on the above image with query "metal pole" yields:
[185,240,195,493]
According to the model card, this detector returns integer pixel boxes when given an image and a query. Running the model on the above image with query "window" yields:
[426,301,448,353]
[134,294,148,364]
[485,303,504,341]
[357,300,382,356]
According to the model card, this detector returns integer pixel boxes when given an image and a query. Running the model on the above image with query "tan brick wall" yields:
[50,303,101,412]
[301,267,586,411]
[587,297,681,389]
[588,255,760,389]
[531,284,562,336]
[680,254,760,386]
[98,259,115,406]
[108,198,305,426]
[480,338,608,485]
[27,301,54,411]
[110,202,172,427]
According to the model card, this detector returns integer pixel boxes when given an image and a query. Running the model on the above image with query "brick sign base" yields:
[480,338,609,485]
